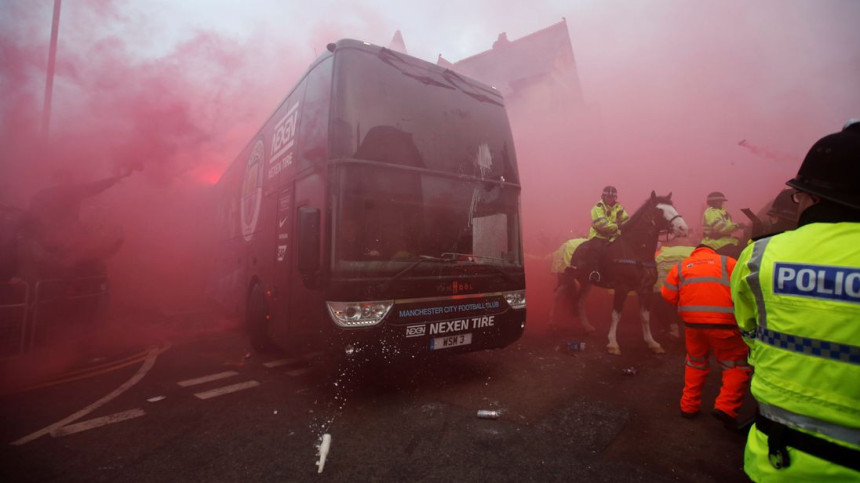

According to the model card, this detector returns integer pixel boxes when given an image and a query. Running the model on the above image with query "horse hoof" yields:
[606,346,621,355]
[650,345,666,354]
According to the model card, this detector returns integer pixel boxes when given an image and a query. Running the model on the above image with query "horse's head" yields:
[650,191,688,238]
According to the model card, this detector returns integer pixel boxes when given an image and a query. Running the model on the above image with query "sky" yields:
[1,0,859,315]
[2,0,858,194]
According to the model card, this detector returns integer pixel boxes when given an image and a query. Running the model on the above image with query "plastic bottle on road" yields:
[567,341,586,352]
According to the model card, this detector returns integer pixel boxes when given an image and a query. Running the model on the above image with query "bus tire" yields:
[246,283,273,352]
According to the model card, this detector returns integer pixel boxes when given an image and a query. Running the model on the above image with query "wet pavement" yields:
[0,304,751,482]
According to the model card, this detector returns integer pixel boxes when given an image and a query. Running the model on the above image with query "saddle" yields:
[569,238,611,286]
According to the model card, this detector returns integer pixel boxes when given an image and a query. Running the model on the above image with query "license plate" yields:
[430,333,472,350]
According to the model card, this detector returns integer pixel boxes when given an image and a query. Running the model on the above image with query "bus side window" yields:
[297,207,321,274]
[298,57,333,167]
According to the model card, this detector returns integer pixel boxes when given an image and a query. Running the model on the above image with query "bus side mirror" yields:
[297,207,320,273]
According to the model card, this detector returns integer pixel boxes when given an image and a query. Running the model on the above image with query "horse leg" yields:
[606,290,626,355]
[549,275,574,330]
[576,283,596,335]
[639,291,665,354]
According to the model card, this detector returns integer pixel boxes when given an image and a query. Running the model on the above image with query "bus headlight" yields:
[503,290,526,310]
[326,300,393,327]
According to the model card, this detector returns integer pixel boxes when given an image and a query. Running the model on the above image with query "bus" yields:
[212,39,526,361]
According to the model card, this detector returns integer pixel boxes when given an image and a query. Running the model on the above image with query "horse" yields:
[566,191,688,355]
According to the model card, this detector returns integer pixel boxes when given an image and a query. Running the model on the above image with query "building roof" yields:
[444,19,584,105]
[388,30,407,54]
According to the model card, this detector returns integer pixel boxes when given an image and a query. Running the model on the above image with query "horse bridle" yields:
[656,208,683,241]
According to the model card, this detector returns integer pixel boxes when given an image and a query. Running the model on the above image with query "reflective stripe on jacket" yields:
[588,201,629,241]
[654,245,695,292]
[661,246,736,327]
[731,222,860,456]
[702,207,739,250]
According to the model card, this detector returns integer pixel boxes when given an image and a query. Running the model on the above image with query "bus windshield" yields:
[330,47,519,182]
[329,47,522,276]
[333,163,521,275]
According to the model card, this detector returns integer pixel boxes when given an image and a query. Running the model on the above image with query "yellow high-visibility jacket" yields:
[702,207,740,251]
[732,222,860,481]
[588,201,629,241]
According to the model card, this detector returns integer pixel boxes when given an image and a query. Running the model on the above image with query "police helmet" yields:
[706,191,727,207]
[767,188,798,220]
[602,186,618,198]
[786,120,860,210]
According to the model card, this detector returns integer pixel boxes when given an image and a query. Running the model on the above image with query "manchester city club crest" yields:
[240,139,265,241]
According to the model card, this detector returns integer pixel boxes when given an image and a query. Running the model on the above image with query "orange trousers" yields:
[681,327,751,418]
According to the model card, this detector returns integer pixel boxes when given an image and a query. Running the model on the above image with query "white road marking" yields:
[146,396,166,403]
[263,358,299,368]
[264,352,323,368]
[11,344,166,446]
[194,380,260,400]
[285,368,310,377]
[52,409,146,438]
[176,371,238,387]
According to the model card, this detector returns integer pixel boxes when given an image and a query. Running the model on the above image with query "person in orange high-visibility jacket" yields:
[653,244,695,338]
[661,245,751,426]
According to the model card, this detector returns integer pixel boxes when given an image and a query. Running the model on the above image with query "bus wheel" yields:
[246,283,273,352]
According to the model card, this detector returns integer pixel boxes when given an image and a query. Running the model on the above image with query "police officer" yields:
[764,188,799,236]
[731,120,860,481]
[589,186,629,241]
[747,188,799,240]
[578,186,629,282]
[702,191,745,258]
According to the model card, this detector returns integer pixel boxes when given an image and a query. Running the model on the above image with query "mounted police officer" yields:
[747,188,799,240]
[731,119,860,481]
[764,188,799,236]
[573,186,629,282]
[702,191,745,258]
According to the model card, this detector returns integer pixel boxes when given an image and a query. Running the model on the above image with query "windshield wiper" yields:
[378,49,455,90]
[403,72,454,88]
[441,253,519,284]
[442,70,504,106]
[381,255,453,291]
